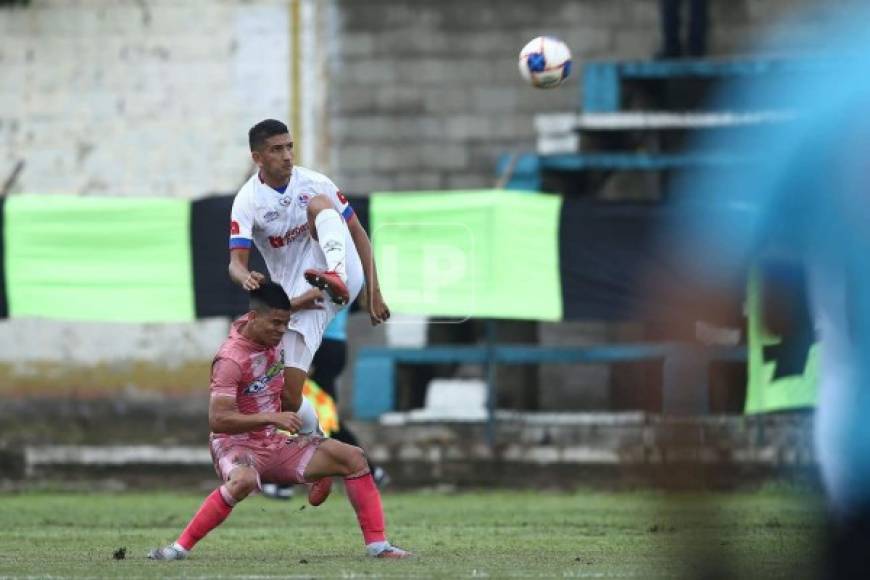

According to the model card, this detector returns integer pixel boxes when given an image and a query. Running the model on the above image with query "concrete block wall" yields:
[0,0,294,373]
[328,0,833,193]
[0,0,840,199]
[0,0,290,199]
[1,405,818,489]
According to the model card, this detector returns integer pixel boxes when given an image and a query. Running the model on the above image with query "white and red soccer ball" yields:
[518,36,572,89]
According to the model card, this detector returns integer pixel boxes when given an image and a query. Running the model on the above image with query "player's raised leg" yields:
[303,439,413,559]
[304,194,350,305]
[148,464,258,560]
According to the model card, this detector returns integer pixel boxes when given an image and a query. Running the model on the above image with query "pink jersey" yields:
[209,313,284,441]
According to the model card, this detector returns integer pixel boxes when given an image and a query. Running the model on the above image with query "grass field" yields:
[0,488,824,579]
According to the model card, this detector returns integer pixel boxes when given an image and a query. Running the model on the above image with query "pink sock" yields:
[177,486,235,551]
[344,473,386,544]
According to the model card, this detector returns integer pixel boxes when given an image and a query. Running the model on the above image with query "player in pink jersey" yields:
[148,283,412,561]
[227,119,390,468]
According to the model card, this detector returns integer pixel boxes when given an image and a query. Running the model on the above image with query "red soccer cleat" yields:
[307,477,333,507]
[304,269,349,305]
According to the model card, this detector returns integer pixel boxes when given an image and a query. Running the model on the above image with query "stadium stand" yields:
[352,56,823,423]
[353,343,745,420]
[502,57,818,196]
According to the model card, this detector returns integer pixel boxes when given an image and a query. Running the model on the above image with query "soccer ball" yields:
[518,36,572,89]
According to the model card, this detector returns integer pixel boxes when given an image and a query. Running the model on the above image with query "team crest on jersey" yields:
[279,196,293,207]
[263,210,281,223]
[297,193,311,207]
[244,376,269,395]
[243,358,283,395]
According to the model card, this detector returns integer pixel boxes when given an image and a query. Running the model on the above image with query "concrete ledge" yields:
[16,412,813,466]
[24,445,210,477]
[2,404,817,488]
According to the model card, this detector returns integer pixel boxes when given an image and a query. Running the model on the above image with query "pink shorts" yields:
[209,433,324,486]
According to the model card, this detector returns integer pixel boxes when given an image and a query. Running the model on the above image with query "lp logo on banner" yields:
[374,223,475,322]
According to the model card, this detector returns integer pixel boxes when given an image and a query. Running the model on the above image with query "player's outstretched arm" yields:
[346,215,390,325]
[229,248,266,291]
[290,288,326,311]
[209,396,302,434]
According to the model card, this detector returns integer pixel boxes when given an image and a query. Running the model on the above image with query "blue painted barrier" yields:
[352,343,746,420]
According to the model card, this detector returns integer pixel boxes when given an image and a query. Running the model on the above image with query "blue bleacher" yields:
[498,151,755,191]
[353,56,794,422]
[540,151,755,171]
[496,153,542,191]
[582,57,828,112]
[353,343,746,420]
[499,56,819,190]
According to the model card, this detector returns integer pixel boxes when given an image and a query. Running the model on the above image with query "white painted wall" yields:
[0,0,333,365]
[0,317,229,365]
[0,0,334,199]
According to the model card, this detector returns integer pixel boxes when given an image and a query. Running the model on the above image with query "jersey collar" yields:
[257,170,292,194]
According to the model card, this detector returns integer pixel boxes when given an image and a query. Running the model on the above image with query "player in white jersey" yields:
[228,119,390,441]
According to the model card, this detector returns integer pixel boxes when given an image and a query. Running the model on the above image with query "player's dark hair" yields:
[249,281,291,312]
[249,119,289,151]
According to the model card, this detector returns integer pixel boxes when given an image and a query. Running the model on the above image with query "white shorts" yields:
[282,292,348,371]
[281,328,316,371]
[282,296,361,372]
[281,246,363,371]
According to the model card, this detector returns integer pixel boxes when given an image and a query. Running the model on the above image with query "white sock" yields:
[366,541,390,556]
[171,542,189,554]
[296,397,320,435]
[314,209,347,283]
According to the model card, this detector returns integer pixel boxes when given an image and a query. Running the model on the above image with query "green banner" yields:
[5,195,194,322]
[370,190,562,320]
[745,267,818,413]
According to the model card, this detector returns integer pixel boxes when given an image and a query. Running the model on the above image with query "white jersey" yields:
[229,166,363,354]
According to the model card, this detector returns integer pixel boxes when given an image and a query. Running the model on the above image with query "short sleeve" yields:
[210,358,243,399]
[230,191,255,250]
[321,178,355,222]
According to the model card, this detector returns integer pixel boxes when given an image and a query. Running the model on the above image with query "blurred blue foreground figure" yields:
[668,7,870,578]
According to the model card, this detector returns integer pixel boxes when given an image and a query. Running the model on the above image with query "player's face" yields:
[250,308,291,347]
[253,133,294,183]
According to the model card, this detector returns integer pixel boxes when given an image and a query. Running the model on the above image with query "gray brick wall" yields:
[329,0,833,193]
[0,0,838,199]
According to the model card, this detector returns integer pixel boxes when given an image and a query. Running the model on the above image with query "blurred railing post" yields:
[662,344,711,415]
[485,319,498,447]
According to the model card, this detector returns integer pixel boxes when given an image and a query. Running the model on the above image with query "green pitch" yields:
[0,489,823,578]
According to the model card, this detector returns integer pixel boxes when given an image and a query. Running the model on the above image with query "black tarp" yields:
[559,199,743,325]
[191,194,268,318]
[560,200,663,320]
[0,196,7,318]
[346,194,370,233]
